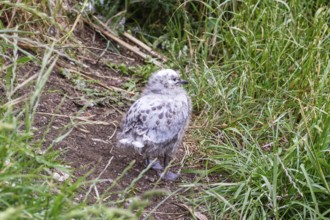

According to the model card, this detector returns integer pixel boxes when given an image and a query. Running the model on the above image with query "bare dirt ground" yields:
[8,26,205,219]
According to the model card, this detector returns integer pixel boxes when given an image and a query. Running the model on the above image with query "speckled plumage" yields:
[117,69,191,180]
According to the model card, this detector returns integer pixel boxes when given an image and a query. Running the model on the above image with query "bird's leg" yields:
[164,154,170,167]
[158,154,180,181]
[145,157,163,170]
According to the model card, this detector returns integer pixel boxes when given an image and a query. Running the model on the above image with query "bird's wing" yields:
[123,95,189,144]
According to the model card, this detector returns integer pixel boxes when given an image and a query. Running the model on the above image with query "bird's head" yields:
[146,69,188,94]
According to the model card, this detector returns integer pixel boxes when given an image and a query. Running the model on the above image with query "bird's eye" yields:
[173,77,178,81]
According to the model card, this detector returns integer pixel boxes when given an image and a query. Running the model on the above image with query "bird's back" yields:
[117,92,191,157]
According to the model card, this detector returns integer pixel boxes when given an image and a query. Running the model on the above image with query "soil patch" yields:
[6,26,204,219]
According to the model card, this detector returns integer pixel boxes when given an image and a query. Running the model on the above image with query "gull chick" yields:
[117,69,191,181]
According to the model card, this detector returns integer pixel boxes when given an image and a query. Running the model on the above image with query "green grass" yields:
[0,2,157,219]
[0,35,140,219]
[159,0,330,218]
[1,0,330,219]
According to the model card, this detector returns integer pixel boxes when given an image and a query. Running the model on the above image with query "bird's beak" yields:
[178,79,188,85]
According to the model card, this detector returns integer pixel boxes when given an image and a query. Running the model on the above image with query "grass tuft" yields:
[155,0,330,218]
[0,1,157,219]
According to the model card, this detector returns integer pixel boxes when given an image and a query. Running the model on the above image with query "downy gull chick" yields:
[117,69,191,181]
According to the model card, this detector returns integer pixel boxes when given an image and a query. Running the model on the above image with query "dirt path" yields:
[22,27,201,219]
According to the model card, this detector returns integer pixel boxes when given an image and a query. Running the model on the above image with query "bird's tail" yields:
[118,138,144,149]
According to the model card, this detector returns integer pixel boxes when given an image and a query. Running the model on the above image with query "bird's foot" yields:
[146,159,163,170]
[159,171,180,181]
